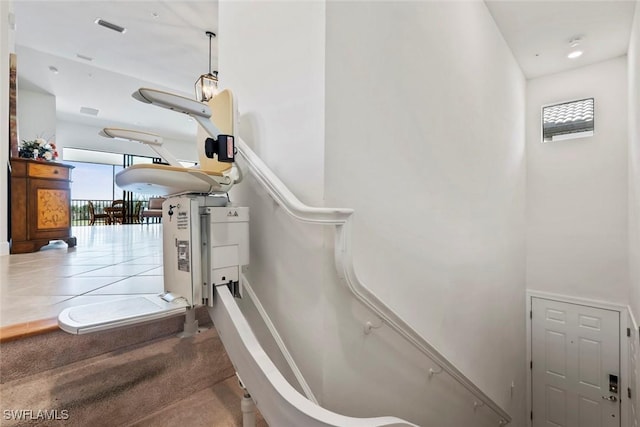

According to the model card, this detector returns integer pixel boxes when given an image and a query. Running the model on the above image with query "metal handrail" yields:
[236,137,511,425]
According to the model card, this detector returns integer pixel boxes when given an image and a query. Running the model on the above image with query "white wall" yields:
[0,1,14,256]
[219,0,328,399]
[324,1,526,425]
[628,0,640,422]
[629,0,640,332]
[219,0,325,206]
[526,57,629,304]
[17,92,197,165]
[16,88,56,144]
[57,121,198,162]
[221,1,526,425]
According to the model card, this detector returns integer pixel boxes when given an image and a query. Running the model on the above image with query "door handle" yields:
[602,396,618,402]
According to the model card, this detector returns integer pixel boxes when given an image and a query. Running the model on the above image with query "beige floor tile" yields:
[86,276,163,295]
[0,225,163,327]
[7,277,129,296]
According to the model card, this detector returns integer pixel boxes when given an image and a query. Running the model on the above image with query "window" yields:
[67,161,121,201]
[542,98,594,142]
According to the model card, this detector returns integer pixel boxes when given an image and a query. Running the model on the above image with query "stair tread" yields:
[0,327,235,426]
[128,376,268,427]
[1,307,213,384]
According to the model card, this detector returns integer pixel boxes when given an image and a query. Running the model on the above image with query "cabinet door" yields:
[29,178,71,240]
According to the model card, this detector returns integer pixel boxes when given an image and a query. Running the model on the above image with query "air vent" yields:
[94,18,126,34]
[76,53,94,62]
[80,107,99,116]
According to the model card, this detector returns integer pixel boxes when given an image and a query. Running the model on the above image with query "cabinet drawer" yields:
[28,163,70,180]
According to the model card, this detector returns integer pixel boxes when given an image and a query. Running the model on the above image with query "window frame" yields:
[541,97,595,143]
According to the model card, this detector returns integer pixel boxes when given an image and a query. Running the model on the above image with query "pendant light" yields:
[195,31,218,102]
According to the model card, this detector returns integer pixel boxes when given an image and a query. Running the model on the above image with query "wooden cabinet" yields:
[10,158,76,254]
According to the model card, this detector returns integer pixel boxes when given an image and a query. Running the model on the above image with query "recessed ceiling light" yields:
[568,50,583,59]
[48,66,59,74]
[94,18,126,34]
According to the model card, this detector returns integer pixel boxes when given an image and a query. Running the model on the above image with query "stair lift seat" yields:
[110,89,240,197]
[58,89,245,334]
[115,163,232,196]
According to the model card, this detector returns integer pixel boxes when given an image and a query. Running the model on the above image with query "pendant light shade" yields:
[195,31,218,102]
[195,71,218,102]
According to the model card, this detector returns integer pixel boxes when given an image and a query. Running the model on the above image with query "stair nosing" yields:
[0,317,60,343]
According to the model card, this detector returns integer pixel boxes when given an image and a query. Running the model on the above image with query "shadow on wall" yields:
[239,112,265,159]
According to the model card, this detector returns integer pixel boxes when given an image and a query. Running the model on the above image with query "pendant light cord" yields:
[208,32,212,74]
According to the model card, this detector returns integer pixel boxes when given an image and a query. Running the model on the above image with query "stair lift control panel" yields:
[163,195,249,307]
[205,135,235,163]
[201,205,249,302]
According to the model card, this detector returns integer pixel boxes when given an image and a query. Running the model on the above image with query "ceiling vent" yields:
[94,18,126,34]
[76,53,93,62]
[80,107,99,116]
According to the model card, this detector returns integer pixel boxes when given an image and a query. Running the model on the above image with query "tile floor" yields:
[0,224,164,327]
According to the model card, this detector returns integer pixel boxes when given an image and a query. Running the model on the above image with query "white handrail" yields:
[235,138,512,425]
[236,138,353,225]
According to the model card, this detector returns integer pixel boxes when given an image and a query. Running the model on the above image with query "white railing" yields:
[236,137,512,425]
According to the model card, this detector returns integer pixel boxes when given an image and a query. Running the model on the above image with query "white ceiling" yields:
[12,1,637,142]
[485,0,637,79]
[13,0,218,141]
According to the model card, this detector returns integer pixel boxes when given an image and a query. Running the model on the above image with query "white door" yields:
[532,297,620,427]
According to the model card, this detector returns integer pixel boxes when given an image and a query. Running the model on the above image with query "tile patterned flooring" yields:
[0,224,164,327]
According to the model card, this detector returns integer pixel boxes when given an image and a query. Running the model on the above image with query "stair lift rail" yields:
[234,138,512,426]
[211,284,416,427]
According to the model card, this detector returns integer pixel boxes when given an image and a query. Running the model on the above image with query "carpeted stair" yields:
[0,309,267,427]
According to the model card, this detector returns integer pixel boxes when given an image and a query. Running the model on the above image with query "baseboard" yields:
[0,241,9,256]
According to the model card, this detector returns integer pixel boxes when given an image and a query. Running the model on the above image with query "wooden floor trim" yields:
[0,317,59,343]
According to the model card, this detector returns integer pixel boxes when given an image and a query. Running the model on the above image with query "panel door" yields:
[532,297,620,427]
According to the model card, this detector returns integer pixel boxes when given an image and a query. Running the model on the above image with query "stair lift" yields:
[57,88,415,427]
[58,88,248,336]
